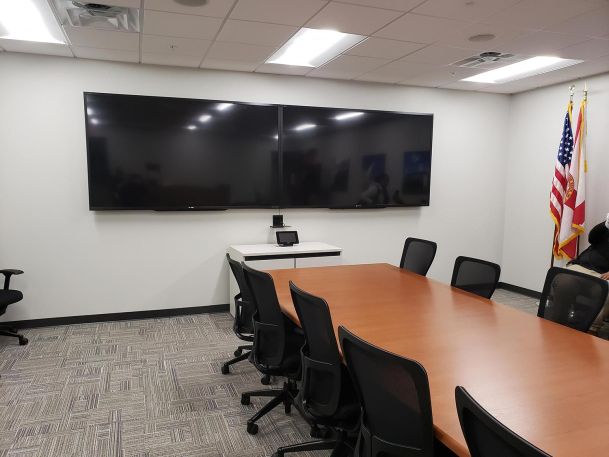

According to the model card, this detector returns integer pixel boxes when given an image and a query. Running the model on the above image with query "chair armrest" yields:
[1,269,24,290]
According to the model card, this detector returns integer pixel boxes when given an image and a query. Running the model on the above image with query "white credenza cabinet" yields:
[226,242,342,316]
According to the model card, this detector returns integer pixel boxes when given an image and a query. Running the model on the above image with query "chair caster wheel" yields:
[241,394,251,405]
[19,337,28,346]
[284,402,291,414]
[272,453,282,457]
[246,422,258,435]
[221,364,230,375]
[261,374,271,385]
[234,348,242,357]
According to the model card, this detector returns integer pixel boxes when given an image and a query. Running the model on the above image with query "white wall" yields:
[0,52,511,321]
[501,72,609,291]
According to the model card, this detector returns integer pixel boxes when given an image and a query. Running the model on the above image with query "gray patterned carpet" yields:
[0,313,315,457]
[0,289,544,457]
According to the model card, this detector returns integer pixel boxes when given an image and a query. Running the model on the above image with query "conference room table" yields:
[267,263,609,457]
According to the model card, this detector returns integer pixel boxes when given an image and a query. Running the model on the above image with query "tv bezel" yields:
[83,92,433,211]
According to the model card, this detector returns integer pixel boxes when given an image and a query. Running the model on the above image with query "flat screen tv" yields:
[85,93,280,209]
[84,93,433,210]
[281,106,433,208]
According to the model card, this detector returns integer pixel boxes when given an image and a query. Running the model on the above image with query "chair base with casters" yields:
[0,327,28,346]
[240,378,298,435]
[221,344,253,374]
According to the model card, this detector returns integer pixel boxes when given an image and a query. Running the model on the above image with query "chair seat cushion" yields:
[0,289,23,307]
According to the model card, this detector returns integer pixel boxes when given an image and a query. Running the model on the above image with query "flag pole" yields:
[576,82,588,258]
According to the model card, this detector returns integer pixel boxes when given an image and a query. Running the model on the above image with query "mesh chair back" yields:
[456,387,551,457]
[226,254,254,335]
[339,326,434,457]
[290,281,341,417]
[242,263,286,367]
[400,237,437,276]
[451,256,501,299]
[537,266,608,332]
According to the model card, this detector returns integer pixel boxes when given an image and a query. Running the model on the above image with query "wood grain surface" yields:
[268,263,609,457]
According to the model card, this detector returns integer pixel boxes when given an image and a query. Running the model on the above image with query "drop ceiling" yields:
[1,0,608,94]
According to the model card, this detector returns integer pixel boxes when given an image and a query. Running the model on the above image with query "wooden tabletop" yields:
[268,263,609,457]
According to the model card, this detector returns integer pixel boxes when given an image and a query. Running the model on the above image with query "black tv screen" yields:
[281,106,433,208]
[85,93,279,209]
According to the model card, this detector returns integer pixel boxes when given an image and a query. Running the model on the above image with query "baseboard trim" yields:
[3,304,229,329]
[497,282,541,299]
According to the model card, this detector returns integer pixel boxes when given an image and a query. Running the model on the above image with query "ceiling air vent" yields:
[452,52,519,69]
[53,1,140,32]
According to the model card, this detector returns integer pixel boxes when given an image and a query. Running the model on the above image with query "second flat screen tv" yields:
[86,93,279,209]
[281,106,433,208]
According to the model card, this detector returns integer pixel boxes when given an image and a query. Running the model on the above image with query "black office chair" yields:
[0,269,28,346]
[451,256,501,299]
[400,237,437,276]
[273,282,360,457]
[240,263,304,435]
[339,326,436,457]
[222,254,255,375]
[455,386,551,457]
[537,266,609,333]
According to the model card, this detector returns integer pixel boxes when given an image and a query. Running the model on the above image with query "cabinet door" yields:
[296,255,342,268]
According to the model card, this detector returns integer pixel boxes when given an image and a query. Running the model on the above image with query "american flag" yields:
[550,103,574,259]
[550,100,586,260]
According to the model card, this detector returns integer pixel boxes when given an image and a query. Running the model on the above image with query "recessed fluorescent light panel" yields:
[0,0,66,43]
[198,114,212,123]
[334,111,364,121]
[267,28,365,67]
[186,125,197,130]
[293,123,316,131]
[462,56,582,84]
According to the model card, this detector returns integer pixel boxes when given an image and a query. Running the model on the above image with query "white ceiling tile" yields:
[255,63,312,75]
[201,59,259,72]
[206,41,275,62]
[216,20,297,46]
[439,22,529,51]
[401,45,475,65]
[346,37,425,59]
[64,26,139,51]
[398,65,480,87]
[142,35,212,56]
[142,52,202,67]
[557,39,609,60]
[411,0,520,22]
[484,0,602,31]
[503,31,589,56]
[374,13,470,43]
[144,0,236,17]
[308,55,391,79]
[72,46,139,62]
[230,0,327,26]
[355,60,436,83]
[335,0,426,12]
[546,6,609,39]
[412,0,521,22]
[0,39,73,57]
[306,2,403,35]
[143,11,223,40]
